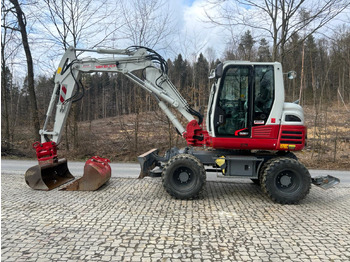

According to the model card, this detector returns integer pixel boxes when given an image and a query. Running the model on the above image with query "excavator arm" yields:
[26,46,206,191]
[41,46,204,147]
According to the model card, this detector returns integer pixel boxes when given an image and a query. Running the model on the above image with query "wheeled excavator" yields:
[25,46,339,203]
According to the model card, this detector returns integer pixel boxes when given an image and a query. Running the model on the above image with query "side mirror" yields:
[209,69,216,79]
[287,71,297,80]
[215,63,223,79]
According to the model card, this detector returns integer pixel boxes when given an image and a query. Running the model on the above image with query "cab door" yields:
[213,65,252,137]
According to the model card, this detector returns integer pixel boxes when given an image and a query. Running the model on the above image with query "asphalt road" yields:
[1,159,349,184]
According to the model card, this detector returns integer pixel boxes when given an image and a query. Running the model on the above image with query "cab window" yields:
[217,66,250,136]
[253,65,274,124]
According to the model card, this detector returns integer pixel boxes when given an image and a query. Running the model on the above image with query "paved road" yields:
[1,160,139,178]
[2,159,350,261]
[2,174,350,261]
[1,159,350,183]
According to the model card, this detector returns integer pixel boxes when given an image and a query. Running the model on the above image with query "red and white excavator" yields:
[25,46,339,203]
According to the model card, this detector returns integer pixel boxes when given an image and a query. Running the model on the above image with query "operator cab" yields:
[208,62,275,136]
[206,61,288,150]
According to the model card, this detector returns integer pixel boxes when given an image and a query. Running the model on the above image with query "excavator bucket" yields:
[61,156,111,191]
[25,158,74,191]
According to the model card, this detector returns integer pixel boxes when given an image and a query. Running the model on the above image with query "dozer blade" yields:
[25,158,74,191]
[61,156,111,191]
[137,148,159,178]
[312,175,340,190]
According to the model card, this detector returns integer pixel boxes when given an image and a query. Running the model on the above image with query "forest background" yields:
[2,0,350,170]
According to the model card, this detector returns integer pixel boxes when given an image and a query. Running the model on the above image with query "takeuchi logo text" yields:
[95,64,116,69]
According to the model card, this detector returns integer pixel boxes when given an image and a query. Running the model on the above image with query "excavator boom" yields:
[26,46,204,191]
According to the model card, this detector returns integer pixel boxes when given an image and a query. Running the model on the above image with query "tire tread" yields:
[260,157,311,204]
[162,154,206,199]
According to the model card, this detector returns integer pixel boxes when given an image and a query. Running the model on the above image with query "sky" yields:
[12,0,229,79]
[168,0,229,60]
[175,0,350,60]
[3,0,350,83]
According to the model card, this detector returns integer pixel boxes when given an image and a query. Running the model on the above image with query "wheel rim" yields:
[172,166,196,191]
[275,170,300,193]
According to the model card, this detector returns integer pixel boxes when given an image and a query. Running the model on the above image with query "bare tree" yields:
[7,0,40,141]
[205,0,350,62]
[1,1,14,147]
[118,0,177,156]
[120,0,175,49]
[31,0,124,150]
[34,0,122,50]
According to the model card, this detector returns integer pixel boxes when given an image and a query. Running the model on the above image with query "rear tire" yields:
[162,154,206,199]
[252,158,273,186]
[261,157,311,204]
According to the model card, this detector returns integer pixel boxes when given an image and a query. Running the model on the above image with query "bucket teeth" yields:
[25,159,74,191]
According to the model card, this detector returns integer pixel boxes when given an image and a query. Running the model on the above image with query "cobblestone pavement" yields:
[2,173,350,262]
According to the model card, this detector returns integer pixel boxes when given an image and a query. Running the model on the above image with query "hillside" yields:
[2,104,349,170]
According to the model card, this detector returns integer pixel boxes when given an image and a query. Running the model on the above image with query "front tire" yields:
[162,154,206,199]
[261,157,311,204]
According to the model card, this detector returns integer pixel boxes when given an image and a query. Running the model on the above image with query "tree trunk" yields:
[299,43,305,104]
[10,0,40,141]
[1,62,10,148]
